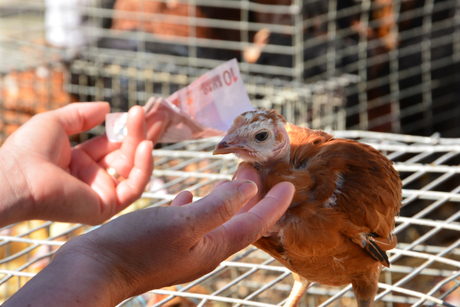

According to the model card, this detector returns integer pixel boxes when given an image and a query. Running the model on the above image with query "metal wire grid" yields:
[0,2,73,144]
[68,54,358,129]
[0,1,357,140]
[1,0,460,138]
[0,131,460,306]
[50,0,460,135]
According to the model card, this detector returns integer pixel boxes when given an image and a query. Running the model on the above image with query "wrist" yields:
[3,235,129,307]
[0,150,32,227]
[55,235,134,306]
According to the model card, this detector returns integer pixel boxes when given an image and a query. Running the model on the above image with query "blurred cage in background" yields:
[69,54,357,129]
[1,0,460,145]
[1,132,460,306]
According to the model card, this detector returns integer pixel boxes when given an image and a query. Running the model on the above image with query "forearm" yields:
[3,239,127,307]
[0,150,31,228]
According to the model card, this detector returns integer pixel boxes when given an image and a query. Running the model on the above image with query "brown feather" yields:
[366,238,391,267]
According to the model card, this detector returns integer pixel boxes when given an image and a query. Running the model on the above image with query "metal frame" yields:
[1,131,460,306]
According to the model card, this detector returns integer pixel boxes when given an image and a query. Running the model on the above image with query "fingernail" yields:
[238,181,258,200]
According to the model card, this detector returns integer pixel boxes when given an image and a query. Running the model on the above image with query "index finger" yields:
[116,105,146,164]
[77,107,169,162]
[233,164,263,214]
[184,179,258,239]
[78,105,145,163]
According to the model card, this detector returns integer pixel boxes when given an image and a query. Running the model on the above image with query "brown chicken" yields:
[213,109,402,307]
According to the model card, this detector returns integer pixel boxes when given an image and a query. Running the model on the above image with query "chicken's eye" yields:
[255,131,269,142]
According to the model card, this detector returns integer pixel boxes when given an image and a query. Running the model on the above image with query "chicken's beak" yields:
[213,140,235,155]
[213,134,246,155]
[213,133,254,157]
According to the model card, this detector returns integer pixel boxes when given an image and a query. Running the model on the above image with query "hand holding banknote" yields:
[106,59,254,143]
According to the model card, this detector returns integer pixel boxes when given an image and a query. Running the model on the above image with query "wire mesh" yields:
[1,1,460,304]
[1,0,460,143]
[1,131,460,306]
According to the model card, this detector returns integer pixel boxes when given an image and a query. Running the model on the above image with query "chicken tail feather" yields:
[366,239,390,267]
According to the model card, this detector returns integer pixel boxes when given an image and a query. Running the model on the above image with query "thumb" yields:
[216,181,294,248]
[184,180,258,238]
[48,102,110,136]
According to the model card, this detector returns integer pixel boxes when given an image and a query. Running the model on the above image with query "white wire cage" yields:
[1,131,460,307]
[1,0,460,141]
[1,1,460,305]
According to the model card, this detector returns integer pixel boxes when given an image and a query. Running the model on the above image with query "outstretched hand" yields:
[4,166,295,307]
[0,102,168,226]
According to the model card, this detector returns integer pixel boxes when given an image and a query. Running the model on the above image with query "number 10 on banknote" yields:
[106,59,255,143]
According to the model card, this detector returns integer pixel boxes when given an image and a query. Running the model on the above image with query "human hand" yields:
[3,166,295,307]
[0,102,168,227]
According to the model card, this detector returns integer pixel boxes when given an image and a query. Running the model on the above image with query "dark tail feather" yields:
[366,239,390,267]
